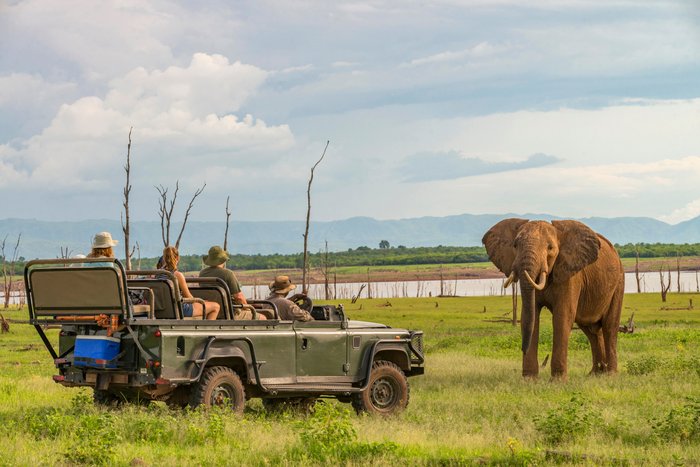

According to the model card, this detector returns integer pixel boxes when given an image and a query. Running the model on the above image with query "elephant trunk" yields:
[520,285,536,353]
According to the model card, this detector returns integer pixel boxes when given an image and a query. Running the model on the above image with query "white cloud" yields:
[406,42,513,67]
[0,53,294,191]
[660,199,700,225]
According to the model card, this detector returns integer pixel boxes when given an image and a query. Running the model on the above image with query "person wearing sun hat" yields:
[87,231,118,259]
[199,245,248,306]
[266,275,314,321]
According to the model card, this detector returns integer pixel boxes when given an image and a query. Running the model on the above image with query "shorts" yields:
[182,302,194,317]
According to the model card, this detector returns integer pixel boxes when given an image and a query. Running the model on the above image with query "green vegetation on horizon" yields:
[4,242,700,272]
[1,292,700,465]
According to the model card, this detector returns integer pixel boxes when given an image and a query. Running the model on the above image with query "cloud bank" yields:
[400,152,562,182]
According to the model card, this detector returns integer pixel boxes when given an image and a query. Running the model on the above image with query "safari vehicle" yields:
[24,258,424,415]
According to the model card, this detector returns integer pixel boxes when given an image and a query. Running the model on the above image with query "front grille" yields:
[410,332,424,360]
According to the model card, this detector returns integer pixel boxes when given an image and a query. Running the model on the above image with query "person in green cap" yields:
[199,245,248,306]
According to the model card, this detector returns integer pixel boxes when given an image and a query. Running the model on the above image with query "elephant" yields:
[482,218,624,380]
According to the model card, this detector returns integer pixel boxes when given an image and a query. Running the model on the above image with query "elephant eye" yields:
[547,244,554,250]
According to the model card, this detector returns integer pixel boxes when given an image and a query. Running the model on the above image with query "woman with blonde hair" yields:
[162,246,220,320]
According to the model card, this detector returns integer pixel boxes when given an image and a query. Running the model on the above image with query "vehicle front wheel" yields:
[352,360,409,416]
[191,366,245,414]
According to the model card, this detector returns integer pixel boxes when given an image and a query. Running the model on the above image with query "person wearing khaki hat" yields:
[199,246,264,320]
[87,231,119,259]
[266,275,314,321]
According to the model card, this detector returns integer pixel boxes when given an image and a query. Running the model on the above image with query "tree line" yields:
[4,242,700,274]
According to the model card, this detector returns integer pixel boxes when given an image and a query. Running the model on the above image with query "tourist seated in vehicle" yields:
[199,246,265,320]
[162,246,220,320]
[266,276,314,321]
[86,232,118,265]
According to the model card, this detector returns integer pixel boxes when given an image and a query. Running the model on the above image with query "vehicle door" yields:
[293,319,349,383]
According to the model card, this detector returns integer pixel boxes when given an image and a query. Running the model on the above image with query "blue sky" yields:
[1,0,700,225]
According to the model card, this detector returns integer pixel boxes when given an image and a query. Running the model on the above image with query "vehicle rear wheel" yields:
[262,397,317,415]
[352,360,409,416]
[191,366,245,414]
[93,389,123,407]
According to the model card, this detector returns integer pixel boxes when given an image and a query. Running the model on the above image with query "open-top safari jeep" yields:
[25,258,424,415]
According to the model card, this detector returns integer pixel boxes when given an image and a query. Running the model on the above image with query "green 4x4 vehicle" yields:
[25,258,424,415]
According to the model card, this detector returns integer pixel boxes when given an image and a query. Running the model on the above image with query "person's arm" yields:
[175,271,193,298]
[288,301,314,321]
[233,291,248,305]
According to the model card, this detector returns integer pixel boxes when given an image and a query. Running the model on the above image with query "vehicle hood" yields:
[347,320,389,329]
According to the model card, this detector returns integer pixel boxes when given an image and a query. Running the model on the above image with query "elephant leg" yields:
[522,307,542,378]
[551,303,576,380]
[580,324,606,374]
[602,286,624,373]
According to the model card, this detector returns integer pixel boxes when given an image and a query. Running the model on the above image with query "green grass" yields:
[2,292,700,465]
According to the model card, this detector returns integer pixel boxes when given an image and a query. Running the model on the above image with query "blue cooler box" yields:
[74,335,121,369]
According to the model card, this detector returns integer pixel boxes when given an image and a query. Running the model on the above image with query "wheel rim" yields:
[370,377,398,409]
[210,383,236,407]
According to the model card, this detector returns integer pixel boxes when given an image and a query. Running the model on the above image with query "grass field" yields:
[1,292,699,465]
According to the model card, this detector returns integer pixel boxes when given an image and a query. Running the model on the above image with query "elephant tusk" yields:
[523,270,547,291]
[503,271,516,289]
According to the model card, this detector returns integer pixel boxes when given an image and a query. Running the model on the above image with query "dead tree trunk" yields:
[156,181,206,248]
[302,140,330,294]
[660,265,671,302]
[511,282,518,326]
[122,127,133,270]
[223,195,231,251]
[366,268,372,299]
[634,245,642,293]
[676,252,682,293]
[1,234,21,309]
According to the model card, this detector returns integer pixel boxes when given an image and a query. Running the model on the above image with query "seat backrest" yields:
[190,286,231,319]
[126,279,180,319]
[27,265,127,318]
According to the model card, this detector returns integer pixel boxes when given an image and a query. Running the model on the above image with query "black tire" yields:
[352,360,409,416]
[190,366,245,414]
[93,389,123,407]
[262,397,317,415]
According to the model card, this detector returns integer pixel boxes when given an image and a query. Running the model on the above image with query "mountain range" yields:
[1,214,700,259]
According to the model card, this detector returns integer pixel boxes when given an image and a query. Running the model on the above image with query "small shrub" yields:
[63,413,119,465]
[534,393,602,445]
[652,397,700,443]
[625,355,661,375]
[25,407,65,440]
[292,402,398,463]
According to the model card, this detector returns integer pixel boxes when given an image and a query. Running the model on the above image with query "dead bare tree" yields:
[659,264,671,302]
[302,140,330,294]
[511,282,518,326]
[223,195,231,251]
[121,127,134,270]
[319,240,331,300]
[1,234,21,309]
[135,241,142,271]
[59,246,72,259]
[676,252,682,293]
[366,268,372,299]
[634,245,642,293]
[156,181,206,248]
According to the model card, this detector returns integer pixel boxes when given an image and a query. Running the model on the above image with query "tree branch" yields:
[175,183,206,248]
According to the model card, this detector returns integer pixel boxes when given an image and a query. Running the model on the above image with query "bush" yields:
[534,393,602,445]
[652,397,700,443]
[63,413,120,465]
[625,355,660,375]
[291,402,398,463]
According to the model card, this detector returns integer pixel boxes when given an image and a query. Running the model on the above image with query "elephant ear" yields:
[482,218,528,275]
[551,220,601,282]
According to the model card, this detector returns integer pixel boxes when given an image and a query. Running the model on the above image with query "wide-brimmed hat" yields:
[92,232,118,249]
[202,246,229,266]
[269,275,296,294]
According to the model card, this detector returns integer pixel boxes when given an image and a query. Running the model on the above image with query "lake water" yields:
[243,271,700,300]
[5,271,698,304]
